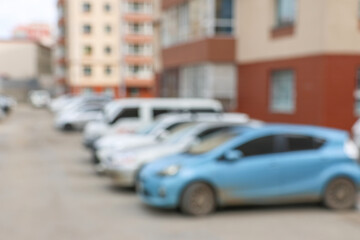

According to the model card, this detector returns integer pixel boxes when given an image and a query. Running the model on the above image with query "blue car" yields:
[138,124,360,216]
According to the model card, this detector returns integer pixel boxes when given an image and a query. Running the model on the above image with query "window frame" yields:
[270,69,296,114]
[275,0,297,28]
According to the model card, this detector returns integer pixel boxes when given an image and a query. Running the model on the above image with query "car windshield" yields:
[136,123,157,135]
[163,123,199,143]
[186,130,239,155]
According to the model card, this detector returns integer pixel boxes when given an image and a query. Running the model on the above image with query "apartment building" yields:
[156,0,237,110]
[56,0,155,98]
[120,0,155,97]
[157,0,360,130]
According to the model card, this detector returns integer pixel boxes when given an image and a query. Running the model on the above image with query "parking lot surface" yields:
[1,106,360,240]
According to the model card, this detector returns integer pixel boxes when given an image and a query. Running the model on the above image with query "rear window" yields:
[186,130,238,155]
[283,135,326,152]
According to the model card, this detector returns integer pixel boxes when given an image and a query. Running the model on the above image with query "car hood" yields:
[97,134,157,151]
[140,153,210,177]
[113,142,186,163]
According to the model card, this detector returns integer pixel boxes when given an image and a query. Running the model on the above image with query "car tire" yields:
[323,178,357,210]
[180,182,216,216]
[63,124,74,131]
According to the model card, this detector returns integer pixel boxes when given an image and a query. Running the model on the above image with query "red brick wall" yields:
[237,54,360,131]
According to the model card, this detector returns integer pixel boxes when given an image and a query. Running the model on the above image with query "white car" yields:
[29,90,51,108]
[55,103,105,131]
[0,95,16,114]
[93,113,250,165]
[49,94,73,112]
[83,98,223,149]
[105,121,262,188]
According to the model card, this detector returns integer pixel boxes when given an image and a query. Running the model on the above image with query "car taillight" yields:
[344,140,360,162]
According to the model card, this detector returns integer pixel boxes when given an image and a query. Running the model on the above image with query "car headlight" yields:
[157,165,181,177]
[113,154,138,167]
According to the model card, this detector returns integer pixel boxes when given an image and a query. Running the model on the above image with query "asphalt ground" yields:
[1,105,360,240]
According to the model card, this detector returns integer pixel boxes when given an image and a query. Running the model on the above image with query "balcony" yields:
[57,37,66,46]
[124,56,153,65]
[57,0,65,7]
[162,37,236,69]
[124,78,154,88]
[123,13,153,23]
[124,35,153,44]
[58,17,65,27]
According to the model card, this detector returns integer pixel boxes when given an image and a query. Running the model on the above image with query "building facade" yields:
[156,0,237,110]
[0,41,53,101]
[13,24,54,47]
[56,0,156,98]
[157,0,360,130]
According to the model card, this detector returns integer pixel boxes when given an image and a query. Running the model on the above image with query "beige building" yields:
[156,0,360,130]
[57,0,155,98]
[0,40,53,101]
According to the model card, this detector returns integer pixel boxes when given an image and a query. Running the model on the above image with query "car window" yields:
[189,108,218,113]
[281,134,326,152]
[110,107,139,124]
[152,109,171,118]
[236,135,276,157]
[186,130,239,155]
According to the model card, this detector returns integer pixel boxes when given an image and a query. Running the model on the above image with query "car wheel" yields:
[324,178,357,210]
[64,124,74,131]
[180,182,216,216]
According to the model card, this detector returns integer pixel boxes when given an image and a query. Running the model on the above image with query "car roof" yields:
[233,123,348,140]
[107,98,222,108]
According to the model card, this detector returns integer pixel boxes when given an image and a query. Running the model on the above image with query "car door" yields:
[215,135,281,204]
[274,134,326,200]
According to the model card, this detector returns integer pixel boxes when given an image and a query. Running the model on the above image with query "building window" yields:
[270,70,295,113]
[104,88,114,98]
[104,3,111,12]
[83,2,91,12]
[83,88,93,95]
[355,69,360,115]
[83,65,92,76]
[105,65,112,75]
[131,23,141,34]
[104,46,112,54]
[105,24,112,34]
[83,24,92,34]
[275,0,296,28]
[129,88,140,97]
[83,45,92,55]
[215,0,233,35]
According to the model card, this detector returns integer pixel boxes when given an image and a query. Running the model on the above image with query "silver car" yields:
[105,120,262,188]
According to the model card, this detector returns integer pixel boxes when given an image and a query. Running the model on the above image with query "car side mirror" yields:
[224,150,244,162]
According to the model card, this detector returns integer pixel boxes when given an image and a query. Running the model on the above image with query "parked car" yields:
[106,121,261,188]
[83,98,223,149]
[0,95,16,114]
[55,103,106,131]
[93,113,250,167]
[0,108,5,120]
[29,90,51,108]
[57,95,110,115]
[138,124,360,216]
[49,94,74,112]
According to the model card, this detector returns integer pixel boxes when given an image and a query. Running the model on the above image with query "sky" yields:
[0,0,57,39]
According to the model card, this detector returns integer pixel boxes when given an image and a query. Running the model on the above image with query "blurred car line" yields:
[0,94,16,120]
[46,94,360,216]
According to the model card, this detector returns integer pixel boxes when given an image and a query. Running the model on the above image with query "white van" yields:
[83,98,223,148]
